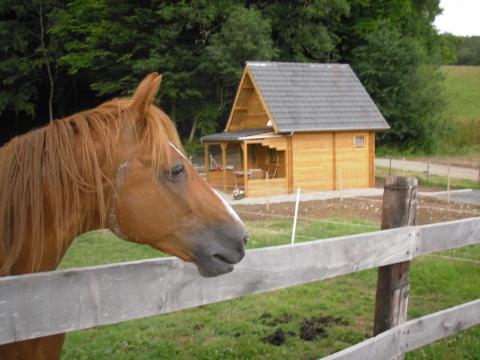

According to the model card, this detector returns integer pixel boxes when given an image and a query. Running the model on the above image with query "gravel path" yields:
[220,188,384,205]
[218,188,480,206]
[422,189,480,206]
[376,158,479,181]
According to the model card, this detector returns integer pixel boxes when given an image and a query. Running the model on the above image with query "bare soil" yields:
[233,195,480,225]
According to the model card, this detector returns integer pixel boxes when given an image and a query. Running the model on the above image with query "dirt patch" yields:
[299,316,348,342]
[299,320,326,341]
[234,194,480,226]
[262,329,286,346]
[192,323,204,331]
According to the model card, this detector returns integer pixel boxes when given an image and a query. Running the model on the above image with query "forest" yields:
[0,1,453,152]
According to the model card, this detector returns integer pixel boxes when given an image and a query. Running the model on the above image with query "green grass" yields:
[60,218,480,359]
[378,65,480,156]
[441,65,480,152]
[376,166,480,190]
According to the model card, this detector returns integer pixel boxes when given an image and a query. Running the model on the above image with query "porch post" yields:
[241,142,248,197]
[221,143,228,191]
[204,143,209,177]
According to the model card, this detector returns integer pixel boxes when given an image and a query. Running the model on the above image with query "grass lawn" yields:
[60,218,480,359]
[442,65,480,152]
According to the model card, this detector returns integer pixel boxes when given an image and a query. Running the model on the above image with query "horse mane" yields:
[0,99,181,275]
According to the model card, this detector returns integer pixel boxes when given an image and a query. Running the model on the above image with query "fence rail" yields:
[0,217,479,348]
[324,299,480,360]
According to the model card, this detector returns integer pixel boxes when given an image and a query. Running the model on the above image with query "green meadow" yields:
[441,65,480,153]
[59,219,480,359]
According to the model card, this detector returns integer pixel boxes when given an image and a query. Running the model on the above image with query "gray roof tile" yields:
[247,61,390,132]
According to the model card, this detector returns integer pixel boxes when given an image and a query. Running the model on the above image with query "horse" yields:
[0,73,248,359]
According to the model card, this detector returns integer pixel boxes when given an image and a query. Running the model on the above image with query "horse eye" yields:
[165,163,185,182]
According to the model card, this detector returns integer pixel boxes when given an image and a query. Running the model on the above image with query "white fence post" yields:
[291,188,301,245]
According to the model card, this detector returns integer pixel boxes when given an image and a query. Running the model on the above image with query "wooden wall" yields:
[291,131,374,191]
[228,73,270,131]
[206,171,236,190]
[292,133,335,190]
[334,132,371,189]
[248,178,288,197]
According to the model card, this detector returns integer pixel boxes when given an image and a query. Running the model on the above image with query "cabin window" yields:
[354,135,366,149]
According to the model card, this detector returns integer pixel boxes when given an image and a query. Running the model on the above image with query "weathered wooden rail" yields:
[0,216,479,358]
[1,175,479,358]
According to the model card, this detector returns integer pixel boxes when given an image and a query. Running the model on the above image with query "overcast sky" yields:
[434,0,480,36]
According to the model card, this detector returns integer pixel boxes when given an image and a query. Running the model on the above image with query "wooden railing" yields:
[0,176,479,359]
[0,217,479,358]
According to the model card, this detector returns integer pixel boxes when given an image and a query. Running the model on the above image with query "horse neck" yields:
[8,143,118,276]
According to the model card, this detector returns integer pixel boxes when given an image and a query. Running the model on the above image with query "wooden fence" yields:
[0,217,479,358]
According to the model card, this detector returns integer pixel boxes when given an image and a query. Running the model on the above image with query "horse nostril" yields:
[242,232,249,246]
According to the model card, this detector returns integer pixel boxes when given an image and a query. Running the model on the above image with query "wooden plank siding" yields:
[206,171,236,189]
[292,133,335,190]
[228,71,271,131]
[290,131,373,192]
[247,178,288,197]
[335,132,370,189]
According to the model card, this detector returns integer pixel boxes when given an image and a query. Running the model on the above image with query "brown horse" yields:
[0,73,248,359]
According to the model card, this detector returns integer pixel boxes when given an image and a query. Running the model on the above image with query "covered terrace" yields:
[201,129,292,197]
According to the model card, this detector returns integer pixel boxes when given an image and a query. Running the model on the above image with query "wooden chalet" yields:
[201,62,390,197]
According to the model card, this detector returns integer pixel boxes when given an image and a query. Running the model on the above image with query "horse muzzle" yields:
[193,225,248,277]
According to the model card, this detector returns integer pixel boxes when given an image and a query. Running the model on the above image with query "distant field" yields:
[442,65,480,151]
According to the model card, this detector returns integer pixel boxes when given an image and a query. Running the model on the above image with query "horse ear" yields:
[129,73,162,124]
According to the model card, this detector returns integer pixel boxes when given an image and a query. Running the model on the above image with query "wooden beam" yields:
[369,132,375,187]
[0,227,415,345]
[323,299,480,360]
[287,136,293,193]
[204,143,209,176]
[333,132,337,190]
[374,177,417,345]
[221,143,228,191]
[241,142,248,197]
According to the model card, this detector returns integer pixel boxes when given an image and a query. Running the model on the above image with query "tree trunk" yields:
[38,3,55,122]
[188,116,198,143]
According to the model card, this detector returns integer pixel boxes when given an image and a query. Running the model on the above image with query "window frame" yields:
[354,134,366,149]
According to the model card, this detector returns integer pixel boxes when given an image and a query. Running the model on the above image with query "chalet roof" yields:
[201,128,273,143]
[246,61,390,132]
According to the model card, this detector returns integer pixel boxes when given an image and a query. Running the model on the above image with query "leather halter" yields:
[108,160,129,240]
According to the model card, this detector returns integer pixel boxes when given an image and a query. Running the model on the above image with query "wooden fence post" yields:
[447,164,451,204]
[426,159,430,183]
[374,177,418,346]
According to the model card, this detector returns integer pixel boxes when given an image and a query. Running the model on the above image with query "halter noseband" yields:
[108,160,129,240]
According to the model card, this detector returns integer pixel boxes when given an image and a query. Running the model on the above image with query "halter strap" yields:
[108,160,129,240]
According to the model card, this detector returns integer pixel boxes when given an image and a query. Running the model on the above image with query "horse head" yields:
[108,73,248,277]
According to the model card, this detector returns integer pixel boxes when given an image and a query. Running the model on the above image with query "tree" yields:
[352,24,446,152]
[456,36,480,65]
[259,0,350,62]
[438,33,461,64]
[194,5,277,139]
[0,0,64,123]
